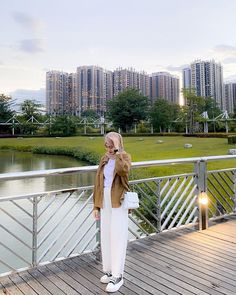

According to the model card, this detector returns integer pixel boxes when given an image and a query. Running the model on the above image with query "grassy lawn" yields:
[0,136,236,177]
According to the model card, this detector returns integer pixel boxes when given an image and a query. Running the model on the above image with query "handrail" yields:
[0,155,236,181]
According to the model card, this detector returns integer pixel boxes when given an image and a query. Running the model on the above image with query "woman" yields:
[93,132,131,293]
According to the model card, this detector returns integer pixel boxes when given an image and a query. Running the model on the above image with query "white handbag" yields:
[123,191,139,210]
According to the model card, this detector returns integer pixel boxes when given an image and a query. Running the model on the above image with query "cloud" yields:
[163,64,189,72]
[12,11,42,31]
[224,74,236,82]
[209,44,236,65]
[10,88,46,110]
[222,57,236,64]
[213,44,236,55]
[19,39,45,54]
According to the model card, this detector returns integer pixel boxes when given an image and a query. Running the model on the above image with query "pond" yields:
[0,150,95,197]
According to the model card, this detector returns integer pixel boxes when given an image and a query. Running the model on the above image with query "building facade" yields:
[46,66,180,115]
[46,71,69,115]
[150,72,180,104]
[182,67,191,89]
[76,66,106,116]
[224,83,236,114]
[190,60,224,110]
[113,68,149,98]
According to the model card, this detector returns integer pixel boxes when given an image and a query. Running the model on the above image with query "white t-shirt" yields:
[104,159,116,187]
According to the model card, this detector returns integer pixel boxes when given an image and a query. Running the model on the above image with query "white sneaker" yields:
[100,272,112,284]
[106,276,124,293]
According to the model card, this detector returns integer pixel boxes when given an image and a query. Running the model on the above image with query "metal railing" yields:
[0,155,236,277]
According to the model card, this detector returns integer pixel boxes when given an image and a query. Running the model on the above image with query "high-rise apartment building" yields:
[113,68,149,98]
[76,66,105,116]
[46,66,180,116]
[46,71,69,115]
[190,60,224,110]
[150,72,180,104]
[68,73,78,115]
[182,67,191,89]
[224,82,236,114]
[104,70,113,110]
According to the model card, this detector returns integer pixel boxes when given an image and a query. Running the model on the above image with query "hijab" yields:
[104,132,124,159]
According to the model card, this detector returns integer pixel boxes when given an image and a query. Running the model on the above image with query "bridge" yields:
[0,156,236,294]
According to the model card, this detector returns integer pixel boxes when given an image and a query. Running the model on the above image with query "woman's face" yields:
[105,139,115,155]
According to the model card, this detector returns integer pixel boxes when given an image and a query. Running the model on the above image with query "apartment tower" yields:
[46,71,69,115]
[151,72,180,104]
[190,60,224,110]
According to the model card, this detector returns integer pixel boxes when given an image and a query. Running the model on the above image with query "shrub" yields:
[32,146,100,165]
[228,136,236,144]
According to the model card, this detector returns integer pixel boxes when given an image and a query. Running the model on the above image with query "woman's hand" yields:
[93,209,100,220]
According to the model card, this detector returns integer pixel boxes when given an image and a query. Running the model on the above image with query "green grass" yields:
[0,136,236,177]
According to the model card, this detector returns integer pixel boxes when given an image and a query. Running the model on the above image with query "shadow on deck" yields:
[1,216,236,295]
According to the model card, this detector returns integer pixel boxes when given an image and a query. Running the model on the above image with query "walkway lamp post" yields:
[198,191,208,230]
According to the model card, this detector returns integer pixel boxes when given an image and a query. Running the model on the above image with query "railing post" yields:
[233,169,236,213]
[32,197,38,267]
[156,180,161,233]
[194,160,208,230]
[95,219,101,261]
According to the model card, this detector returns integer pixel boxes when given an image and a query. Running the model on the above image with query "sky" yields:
[1,0,236,105]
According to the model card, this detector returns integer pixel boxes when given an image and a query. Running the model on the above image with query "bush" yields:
[32,146,100,165]
[228,136,236,144]
[136,122,150,133]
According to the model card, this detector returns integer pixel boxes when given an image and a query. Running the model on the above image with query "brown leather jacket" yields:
[93,152,131,210]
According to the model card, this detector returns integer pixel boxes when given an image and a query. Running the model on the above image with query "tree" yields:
[81,109,99,119]
[18,100,43,135]
[182,88,222,133]
[182,88,204,134]
[20,99,42,120]
[106,89,149,132]
[48,115,77,136]
[0,94,15,134]
[149,99,181,132]
[0,94,14,122]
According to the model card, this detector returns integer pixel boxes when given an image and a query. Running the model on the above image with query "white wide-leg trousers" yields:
[100,187,128,278]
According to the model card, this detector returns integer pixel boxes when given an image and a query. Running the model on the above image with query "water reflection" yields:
[0,150,95,196]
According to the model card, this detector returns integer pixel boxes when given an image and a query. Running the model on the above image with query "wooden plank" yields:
[63,257,130,295]
[184,231,236,253]
[162,229,236,260]
[137,236,236,279]
[156,231,236,263]
[17,271,52,295]
[127,243,236,294]
[131,240,236,294]
[46,263,91,295]
[6,273,38,295]
[128,245,229,294]
[152,236,236,283]
[79,254,153,295]
[125,255,204,295]
[130,238,236,290]
[0,284,6,295]
[72,255,145,295]
[150,232,236,269]
[37,265,79,295]
[133,238,236,289]
[55,260,105,295]
[0,275,24,295]
[199,229,236,243]
[27,268,66,295]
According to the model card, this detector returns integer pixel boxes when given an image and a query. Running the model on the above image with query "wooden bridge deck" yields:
[1,216,236,295]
